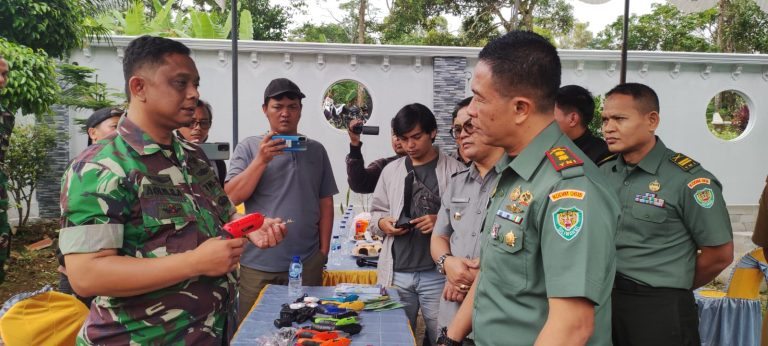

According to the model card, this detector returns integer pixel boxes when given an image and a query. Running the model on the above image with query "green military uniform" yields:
[59,115,235,345]
[0,102,14,283]
[474,123,619,346]
[601,137,732,345]
[751,175,768,248]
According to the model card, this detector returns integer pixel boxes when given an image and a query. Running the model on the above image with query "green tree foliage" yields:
[718,0,768,53]
[591,4,717,52]
[193,0,303,40]
[2,124,59,226]
[57,64,122,111]
[0,39,60,117]
[0,0,116,58]
[440,0,573,33]
[557,22,593,49]
[290,23,355,43]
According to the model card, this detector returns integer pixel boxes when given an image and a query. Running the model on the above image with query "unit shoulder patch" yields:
[549,189,586,202]
[546,146,584,172]
[670,152,700,171]
[694,187,715,208]
[687,177,711,189]
[552,207,584,241]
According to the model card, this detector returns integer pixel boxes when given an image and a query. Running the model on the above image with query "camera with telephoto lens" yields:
[348,106,379,135]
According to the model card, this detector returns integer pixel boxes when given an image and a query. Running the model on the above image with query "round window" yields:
[705,90,750,141]
[322,80,373,131]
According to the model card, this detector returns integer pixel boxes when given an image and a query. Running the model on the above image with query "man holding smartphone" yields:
[369,103,465,345]
[225,78,338,324]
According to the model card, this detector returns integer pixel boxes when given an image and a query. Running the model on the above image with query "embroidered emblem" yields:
[634,193,665,208]
[694,187,715,208]
[552,207,584,241]
[549,189,585,202]
[687,177,711,189]
[649,180,661,192]
[670,153,700,171]
[518,191,533,206]
[509,186,522,201]
[546,147,584,172]
[158,203,184,219]
[504,231,517,247]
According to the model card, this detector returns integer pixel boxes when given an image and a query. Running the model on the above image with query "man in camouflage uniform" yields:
[59,36,286,345]
[0,55,12,284]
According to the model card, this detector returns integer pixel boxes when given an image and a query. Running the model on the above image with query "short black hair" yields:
[451,96,473,121]
[606,83,660,114]
[478,30,561,114]
[263,92,303,108]
[197,99,213,120]
[391,103,437,142]
[556,85,595,128]
[123,35,191,101]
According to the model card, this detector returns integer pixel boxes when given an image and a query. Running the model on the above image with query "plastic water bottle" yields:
[288,256,303,297]
[331,236,342,266]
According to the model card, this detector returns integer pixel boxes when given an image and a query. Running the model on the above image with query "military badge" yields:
[505,203,524,213]
[518,191,533,206]
[649,180,661,192]
[670,153,700,171]
[552,207,584,241]
[545,146,584,171]
[634,193,665,208]
[491,223,500,240]
[504,231,517,247]
[509,186,522,201]
[694,187,715,208]
[453,212,462,221]
[687,177,711,189]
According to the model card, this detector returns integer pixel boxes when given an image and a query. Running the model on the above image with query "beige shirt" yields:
[369,151,465,286]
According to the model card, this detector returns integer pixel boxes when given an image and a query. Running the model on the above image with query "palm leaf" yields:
[124,1,146,36]
[239,9,254,40]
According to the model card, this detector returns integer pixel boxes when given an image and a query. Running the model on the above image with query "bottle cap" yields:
[292,256,300,262]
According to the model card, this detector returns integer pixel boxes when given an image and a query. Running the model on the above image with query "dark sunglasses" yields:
[450,119,475,139]
[185,119,212,129]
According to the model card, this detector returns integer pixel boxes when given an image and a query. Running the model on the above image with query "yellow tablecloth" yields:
[322,269,377,286]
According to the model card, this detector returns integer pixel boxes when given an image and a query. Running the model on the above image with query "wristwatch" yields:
[436,253,451,275]
[437,326,462,346]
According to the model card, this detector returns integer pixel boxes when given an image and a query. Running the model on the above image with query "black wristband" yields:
[348,142,363,159]
[437,326,462,346]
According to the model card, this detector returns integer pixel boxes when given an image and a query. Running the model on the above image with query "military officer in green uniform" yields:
[0,55,12,284]
[600,83,733,346]
[440,31,619,346]
[59,36,286,345]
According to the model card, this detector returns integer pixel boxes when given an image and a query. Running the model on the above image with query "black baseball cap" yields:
[86,107,124,129]
[264,78,306,100]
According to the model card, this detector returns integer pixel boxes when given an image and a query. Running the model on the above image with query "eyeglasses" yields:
[450,119,475,139]
[186,120,212,129]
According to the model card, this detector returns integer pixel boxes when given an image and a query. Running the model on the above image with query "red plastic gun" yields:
[221,213,265,238]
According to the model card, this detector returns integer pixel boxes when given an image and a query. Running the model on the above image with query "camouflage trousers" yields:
[0,170,10,284]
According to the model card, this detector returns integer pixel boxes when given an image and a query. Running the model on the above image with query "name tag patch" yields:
[635,193,665,208]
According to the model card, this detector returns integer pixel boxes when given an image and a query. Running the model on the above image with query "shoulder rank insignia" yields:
[597,153,618,167]
[546,147,584,172]
[670,153,700,171]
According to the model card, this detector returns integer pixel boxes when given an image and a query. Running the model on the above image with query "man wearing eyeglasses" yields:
[176,99,226,186]
[447,98,471,166]
[431,96,504,344]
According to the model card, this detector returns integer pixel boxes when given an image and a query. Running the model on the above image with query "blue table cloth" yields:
[232,285,415,345]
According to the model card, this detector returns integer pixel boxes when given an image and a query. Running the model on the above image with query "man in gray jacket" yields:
[369,103,465,345]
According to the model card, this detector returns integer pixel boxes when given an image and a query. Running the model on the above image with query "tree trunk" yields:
[358,0,366,44]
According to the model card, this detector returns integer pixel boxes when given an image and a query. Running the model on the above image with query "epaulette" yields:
[597,153,618,167]
[669,152,700,172]
[546,146,584,172]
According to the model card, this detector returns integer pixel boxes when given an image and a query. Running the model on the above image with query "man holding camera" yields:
[225,78,338,324]
[346,117,405,194]
[369,103,465,345]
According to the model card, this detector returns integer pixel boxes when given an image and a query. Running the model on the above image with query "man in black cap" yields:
[85,107,124,145]
[225,78,338,323]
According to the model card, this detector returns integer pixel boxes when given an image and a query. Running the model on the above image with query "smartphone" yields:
[272,135,308,152]
[199,142,230,160]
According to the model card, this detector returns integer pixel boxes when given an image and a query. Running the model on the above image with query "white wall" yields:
[69,37,768,206]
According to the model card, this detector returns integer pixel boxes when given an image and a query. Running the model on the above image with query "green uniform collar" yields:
[117,114,196,157]
[494,122,563,181]
[616,137,667,175]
